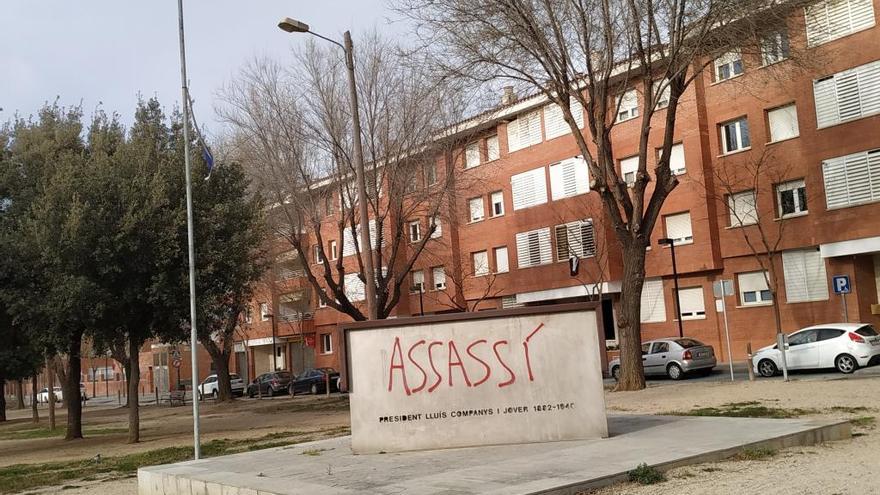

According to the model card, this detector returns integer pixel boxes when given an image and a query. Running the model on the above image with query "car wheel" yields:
[611,366,621,381]
[289,385,295,397]
[667,363,683,380]
[758,359,777,377]
[247,388,254,398]
[835,354,858,374]
[212,390,218,399]
[311,384,318,395]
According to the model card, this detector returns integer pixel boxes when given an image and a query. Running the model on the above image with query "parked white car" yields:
[37,386,63,404]
[753,323,880,376]
[198,373,245,399]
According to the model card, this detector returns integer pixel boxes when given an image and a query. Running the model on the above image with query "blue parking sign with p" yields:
[833,275,851,295]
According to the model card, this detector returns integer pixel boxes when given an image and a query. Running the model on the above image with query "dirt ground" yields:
[4,376,879,494]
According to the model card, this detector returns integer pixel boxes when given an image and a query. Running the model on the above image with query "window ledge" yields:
[661,240,693,248]
[615,115,639,124]
[490,213,505,219]
[320,351,333,355]
[718,146,752,158]
[710,72,745,86]
[493,271,509,275]
[468,218,485,225]
[785,298,830,305]
[725,222,758,230]
[735,302,774,309]
[759,57,789,69]
[774,211,808,221]
[766,135,799,146]
[674,316,708,321]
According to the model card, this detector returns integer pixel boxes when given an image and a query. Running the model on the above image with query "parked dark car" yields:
[246,371,292,397]
[289,368,341,395]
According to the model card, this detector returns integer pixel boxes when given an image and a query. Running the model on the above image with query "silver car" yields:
[609,338,717,380]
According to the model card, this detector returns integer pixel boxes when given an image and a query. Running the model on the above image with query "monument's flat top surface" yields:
[138,415,849,495]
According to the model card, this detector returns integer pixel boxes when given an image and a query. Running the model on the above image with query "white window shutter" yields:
[783,249,828,302]
[728,190,758,226]
[665,212,693,244]
[859,61,880,116]
[486,135,500,161]
[543,103,566,140]
[469,197,485,221]
[494,246,509,273]
[473,251,489,276]
[806,0,875,46]
[668,144,686,174]
[640,278,667,323]
[768,105,800,142]
[677,287,705,318]
[465,142,480,168]
[814,60,880,128]
[549,157,589,200]
[511,167,548,210]
[507,119,522,152]
[343,273,365,302]
[515,228,552,268]
[814,76,840,127]
[822,155,849,208]
[525,110,542,146]
[432,267,446,289]
[620,156,639,186]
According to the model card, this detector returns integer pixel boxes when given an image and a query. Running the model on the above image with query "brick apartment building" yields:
[229,0,880,382]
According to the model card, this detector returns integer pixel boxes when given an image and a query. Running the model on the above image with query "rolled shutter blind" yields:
[640,278,666,323]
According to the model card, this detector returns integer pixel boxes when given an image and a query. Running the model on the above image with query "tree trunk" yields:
[122,356,132,408]
[0,374,7,422]
[47,360,56,430]
[15,380,25,409]
[127,336,140,443]
[31,377,39,424]
[615,242,648,391]
[63,333,84,440]
[214,350,234,402]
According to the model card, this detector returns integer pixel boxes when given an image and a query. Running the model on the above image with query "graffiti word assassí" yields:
[387,323,545,396]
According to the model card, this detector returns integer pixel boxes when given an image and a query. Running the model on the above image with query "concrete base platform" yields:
[138,415,850,495]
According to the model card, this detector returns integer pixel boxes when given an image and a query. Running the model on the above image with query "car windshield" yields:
[276,371,292,379]
[674,338,705,348]
[855,325,879,337]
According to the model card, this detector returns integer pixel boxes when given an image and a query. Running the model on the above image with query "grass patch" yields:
[0,427,127,441]
[664,402,816,419]
[0,427,348,494]
[732,446,776,461]
[850,416,876,428]
[627,463,666,485]
[253,395,350,415]
[830,406,871,414]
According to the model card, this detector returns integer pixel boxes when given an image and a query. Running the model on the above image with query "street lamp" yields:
[658,238,684,338]
[278,17,377,320]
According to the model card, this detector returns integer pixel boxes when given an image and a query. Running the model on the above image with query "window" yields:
[424,162,437,186]
[490,191,505,217]
[777,179,808,217]
[738,271,772,305]
[555,219,596,260]
[318,290,328,308]
[511,167,548,210]
[782,248,829,302]
[245,306,253,323]
[321,334,333,354]
[432,267,446,290]
[620,155,639,187]
[822,148,880,209]
[640,278,667,323]
[465,142,481,168]
[543,99,585,139]
[411,270,425,294]
[813,60,880,128]
[805,0,875,47]
[664,212,693,245]
[767,104,800,142]
[408,220,421,243]
[313,244,323,264]
[715,51,744,81]
[818,328,846,341]
[515,227,553,268]
[654,79,670,109]
[658,143,686,175]
[486,135,500,161]
[720,117,751,153]
[494,246,509,273]
[342,220,378,257]
[788,329,819,346]
[468,197,485,222]
[761,31,790,65]
[549,157,590,199]
[473,251,489,276]
[652,342,670,353]
[506,110,542,152]
[430,215,442,238]
[324,195,335,216]
[677,287,706,320]
[329,240,338,261]
[343,272,366,302]
[260,303,270,321]
[616,90,639,122]
[728,190,758,227]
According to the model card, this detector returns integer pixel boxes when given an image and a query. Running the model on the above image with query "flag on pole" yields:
[187,89,215,180]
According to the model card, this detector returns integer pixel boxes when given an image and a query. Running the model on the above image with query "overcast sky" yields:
[1,1,401,134]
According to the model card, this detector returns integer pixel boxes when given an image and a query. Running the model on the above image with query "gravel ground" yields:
[591,375,880,495]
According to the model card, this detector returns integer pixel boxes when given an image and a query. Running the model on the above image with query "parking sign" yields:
[832,275,851,295]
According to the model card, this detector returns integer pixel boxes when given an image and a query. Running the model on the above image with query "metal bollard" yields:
[746,343,755,382]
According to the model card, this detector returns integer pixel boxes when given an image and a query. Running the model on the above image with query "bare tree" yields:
[396,0,811,389]
[219,32,477,321]
[713,147,801,378]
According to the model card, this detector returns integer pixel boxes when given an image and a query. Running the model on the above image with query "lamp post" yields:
[658,238,684,338]
[278,18,377,320]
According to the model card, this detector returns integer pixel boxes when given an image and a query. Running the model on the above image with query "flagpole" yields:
[176,0,201,460]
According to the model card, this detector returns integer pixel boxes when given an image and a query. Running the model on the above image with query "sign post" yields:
[713,280,735,381]
[832,275,851,322]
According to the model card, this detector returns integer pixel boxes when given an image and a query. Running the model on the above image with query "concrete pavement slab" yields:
[138,414,850,495]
